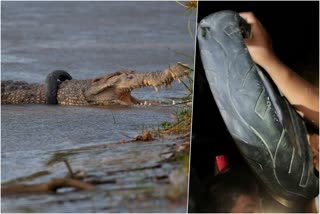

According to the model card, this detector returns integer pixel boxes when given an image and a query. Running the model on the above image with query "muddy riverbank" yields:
[2,131,190,213]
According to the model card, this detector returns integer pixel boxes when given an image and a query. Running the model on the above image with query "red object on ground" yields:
[216,155,229,173]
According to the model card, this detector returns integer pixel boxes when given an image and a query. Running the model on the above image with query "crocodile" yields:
[1,63,191,106]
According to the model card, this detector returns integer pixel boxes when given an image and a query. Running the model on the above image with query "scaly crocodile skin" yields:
[1,63,191,106]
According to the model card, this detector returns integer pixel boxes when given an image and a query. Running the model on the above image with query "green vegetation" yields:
[161,1,197,202]
[159,1,196,135]
[176,1,198,40]
[159,63,193,135]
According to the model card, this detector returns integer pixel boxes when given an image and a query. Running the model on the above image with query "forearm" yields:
[260,56,319,127]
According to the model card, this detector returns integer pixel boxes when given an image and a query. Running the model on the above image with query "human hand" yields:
[239,12,277,68]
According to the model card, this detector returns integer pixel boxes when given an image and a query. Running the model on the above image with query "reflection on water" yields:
[1,104,175,182]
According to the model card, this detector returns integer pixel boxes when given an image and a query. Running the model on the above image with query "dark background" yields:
[189,1,319,213]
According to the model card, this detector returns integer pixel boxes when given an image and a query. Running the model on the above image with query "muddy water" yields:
[1,139,189,213]
[1,105,176,181]
[1,1,195,212]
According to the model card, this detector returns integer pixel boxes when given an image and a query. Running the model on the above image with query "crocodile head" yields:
[82,63,192,105]
[1,63,192,106]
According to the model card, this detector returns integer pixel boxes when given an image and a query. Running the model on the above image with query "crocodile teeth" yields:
[144,101,148,105]
[172,100,176,105]
[154,86,158,92]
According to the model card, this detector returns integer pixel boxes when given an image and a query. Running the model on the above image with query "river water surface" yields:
[1,2,196,212]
